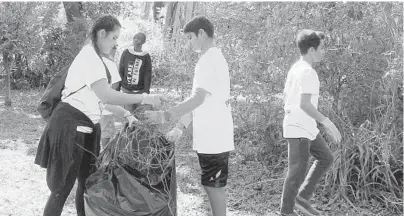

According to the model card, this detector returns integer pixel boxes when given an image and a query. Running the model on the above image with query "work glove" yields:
[321,118,342,143]
[141,93,162,107]
[165,127,183,143]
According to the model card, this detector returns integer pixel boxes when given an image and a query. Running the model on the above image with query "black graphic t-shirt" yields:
[118,48,152,93]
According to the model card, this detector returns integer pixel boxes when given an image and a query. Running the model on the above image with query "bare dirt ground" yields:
[0,90,398,216]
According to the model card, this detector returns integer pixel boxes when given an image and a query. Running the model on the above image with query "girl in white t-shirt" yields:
[35,15,161,216]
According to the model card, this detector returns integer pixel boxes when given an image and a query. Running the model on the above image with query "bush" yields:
[3,1,402,213]
[153,2,403,212]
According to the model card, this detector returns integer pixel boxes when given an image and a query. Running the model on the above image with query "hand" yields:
[143,110,171,124]
[141,93,162,107]
[126,115,139,128]
[321,118,342,143]
[165,127,183,143]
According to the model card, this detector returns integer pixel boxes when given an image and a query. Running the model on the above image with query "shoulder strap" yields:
[64,85,86,99]
[63,53,112,100]
[99,55,111,84]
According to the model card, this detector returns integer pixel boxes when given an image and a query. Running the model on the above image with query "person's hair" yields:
[88,15,121,56]
[183,16,214,38]
[296,29,325,55]
[134,32,146,43]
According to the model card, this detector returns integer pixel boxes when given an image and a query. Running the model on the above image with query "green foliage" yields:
[0,2,60,90]
[158,1,403,212]
[218,2,402,211]
[0,2,139,90]
[115,3,403,211]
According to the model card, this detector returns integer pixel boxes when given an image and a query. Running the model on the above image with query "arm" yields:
[175,112,192,130]
[143,54,152,94]
[166,88,209,121]
[104,104,131,118]
[298,69,327,123]
[91,78,144,105]
[300,94,327,122]
[118,50,126,83]
[300,93,342,143]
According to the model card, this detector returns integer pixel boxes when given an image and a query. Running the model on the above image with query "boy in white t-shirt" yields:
[144,16,234,216]
[280,29,341,216]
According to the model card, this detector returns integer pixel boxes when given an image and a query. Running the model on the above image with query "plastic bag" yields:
[84,123,177,216]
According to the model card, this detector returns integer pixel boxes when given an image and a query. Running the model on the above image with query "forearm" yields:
[300,102,327,123]
[104,104,131,117]
[143,71,151,94]
[144,79,151,94]
[144,56,152,93]
[100,89,143,105]
[175,112,192,129]
[168,93,204,120]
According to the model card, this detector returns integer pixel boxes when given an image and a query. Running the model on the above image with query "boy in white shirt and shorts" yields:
[144,16,234,216]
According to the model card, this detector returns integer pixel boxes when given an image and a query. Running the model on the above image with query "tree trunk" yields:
[3,51,11,107]
[14,53,23,79]
[164,2,176,37]
[171,3,182,41]
[63,2,83,23]
[153,2,165,22]
[383,3,397,43]
[184,2,194,24]
[143,2,152,20]
[164,2,196,40]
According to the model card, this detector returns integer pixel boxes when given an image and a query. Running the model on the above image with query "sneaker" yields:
[295,196,320,216]
[281,211,299,216]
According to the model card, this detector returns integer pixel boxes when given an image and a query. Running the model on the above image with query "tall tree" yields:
[0,2,58,106]
[163,2,196,41]
[63,2,84,23]
[2,49,12,107]
[153,2,165,22]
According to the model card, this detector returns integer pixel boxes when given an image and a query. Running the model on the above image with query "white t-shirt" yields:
[101,57,122,116]
[191,47,234,154]
[282,58,320,140]
[61,44,109,124]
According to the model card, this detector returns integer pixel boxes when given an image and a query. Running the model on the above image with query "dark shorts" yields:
[197,151,230,188]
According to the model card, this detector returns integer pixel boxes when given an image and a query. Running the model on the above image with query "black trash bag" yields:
[84,123,177,216]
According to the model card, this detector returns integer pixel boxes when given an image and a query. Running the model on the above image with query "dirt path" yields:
[0,91,397,216]
[0,134,263,216]
[0,91,256,216]
[0,95,258,216]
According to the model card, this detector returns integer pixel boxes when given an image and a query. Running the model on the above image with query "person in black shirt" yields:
[118,32,152,113]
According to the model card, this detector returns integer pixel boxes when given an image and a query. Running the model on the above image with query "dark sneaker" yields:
[295,196,320,216]
[281,211,299,216]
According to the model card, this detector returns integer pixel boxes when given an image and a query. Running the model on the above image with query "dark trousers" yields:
[280,134,334,214]
[43,131,96,216]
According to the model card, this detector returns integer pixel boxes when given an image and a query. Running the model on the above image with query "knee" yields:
[288,159,309,178]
